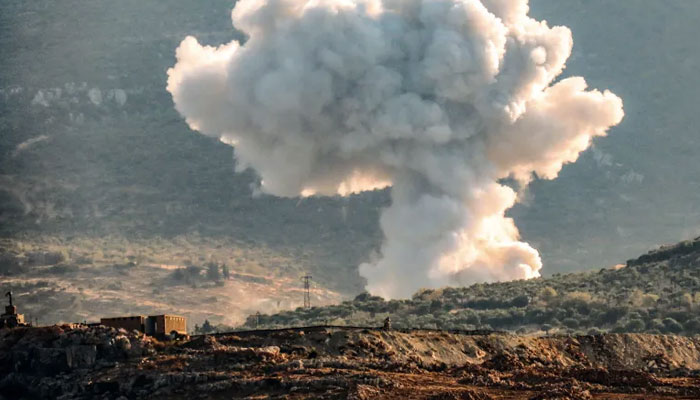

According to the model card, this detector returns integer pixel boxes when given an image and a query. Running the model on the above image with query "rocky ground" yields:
[2,326,700,399]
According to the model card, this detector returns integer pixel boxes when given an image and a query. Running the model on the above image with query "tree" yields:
[625,318,646,333]
[562,317,579,329]
[587,327,603,335]
[684,317,700,334]
[222,264,230,280]
[510,295,530,308]
[206,262,221,281]
[171,268,185,282]
[542,324,553,334]
[539,287,558,304]
[640,293,660,308]
[430,299,443,312]
[186,265,202,282]
[680,293,694,310]
[598,307,628,325]
[562,292,593,314]
[649,318,665,332]
[663,318,683,334]
[201,319,215,334]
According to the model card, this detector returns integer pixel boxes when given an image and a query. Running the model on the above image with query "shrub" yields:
[684,317,700,333]
[680,293,694,309]
[662,318,683,334]
[510,295,530,308]
[562,291,593,314]
[538,287,558,303]
[541,324,553,334]
[641,293,660,307]
[598,307,628,325]
[625,319,646,332]
[649,319,665,332]
[186,265,202,281]
[206,262,221,281]
[171,268,185,281]
[562,317,579,329]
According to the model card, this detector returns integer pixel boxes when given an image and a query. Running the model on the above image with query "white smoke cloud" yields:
[167,0,624,299]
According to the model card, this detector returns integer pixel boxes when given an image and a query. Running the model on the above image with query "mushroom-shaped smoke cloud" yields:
[167,0,624,299]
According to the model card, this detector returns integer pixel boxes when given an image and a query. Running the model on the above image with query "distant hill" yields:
[1,0,700,294]
[242,236,700,336]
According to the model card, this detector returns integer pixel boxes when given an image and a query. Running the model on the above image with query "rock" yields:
[528,384,592,400]
[347,384,381,400]
[481,353,524,372]
[32,348,69,375]
[94,380,120,394]
[66,345,97,369]
[257,346,281,359]
[428,390,494,400]
[114,335,131,353]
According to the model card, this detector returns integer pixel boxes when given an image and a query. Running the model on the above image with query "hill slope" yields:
[3,325,700,399]
[246,237,700,336]
[0,0,699,290]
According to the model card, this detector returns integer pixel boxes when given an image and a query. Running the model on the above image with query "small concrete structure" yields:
[100,316,145,332]
[99,314,187,338]
[145,314,187,336]
[1,291,27,328]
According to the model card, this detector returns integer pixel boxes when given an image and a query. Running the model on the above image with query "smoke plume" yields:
[167,0,624,299]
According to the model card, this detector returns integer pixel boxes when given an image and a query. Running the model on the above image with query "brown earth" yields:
[1,326,699,399]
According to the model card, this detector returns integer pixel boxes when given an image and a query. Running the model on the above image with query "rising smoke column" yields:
[167,0,624,299]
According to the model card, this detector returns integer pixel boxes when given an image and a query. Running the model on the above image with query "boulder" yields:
[66,345,97,369]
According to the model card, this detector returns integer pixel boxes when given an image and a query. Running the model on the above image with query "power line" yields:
[302,275,312,309]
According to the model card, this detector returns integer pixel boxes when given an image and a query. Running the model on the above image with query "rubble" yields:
[528,383,593,400]
[1,326,699,399]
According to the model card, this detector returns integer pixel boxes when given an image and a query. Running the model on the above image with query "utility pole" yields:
[302,275,312,309]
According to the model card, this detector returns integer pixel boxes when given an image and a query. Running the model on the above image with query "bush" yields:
[541,324,553,334]
[625,319,646,333]
[510,295,530,308]
[684,317,700,333]
[171,268,185,281]
[538,287,558,304]
[641,293,660,308]
[649,319,665,332]
[562,292,593,314]
[562,317,579,329]
[598,307,628,325]
[662,318,683,334]
[186,265,202,279]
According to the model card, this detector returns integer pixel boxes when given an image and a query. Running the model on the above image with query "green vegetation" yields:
[1,0,700,296]
[242,237,700,336]
[2,0,700,332]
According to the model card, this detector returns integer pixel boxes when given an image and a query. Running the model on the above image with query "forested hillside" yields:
[1,0,699,295]
[241,237,700,336]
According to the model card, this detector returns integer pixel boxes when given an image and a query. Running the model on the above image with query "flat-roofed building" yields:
[97,314,187,338]
[100,316,145,332]
[1,304,26,328]
[145,315,187,336]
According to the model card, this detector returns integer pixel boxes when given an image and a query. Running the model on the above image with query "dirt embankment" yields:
[2,326,700,399]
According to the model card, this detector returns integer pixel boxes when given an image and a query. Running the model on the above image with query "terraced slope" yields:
[2,325,700,399]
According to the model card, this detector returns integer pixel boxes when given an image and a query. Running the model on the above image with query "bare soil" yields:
[2,326,699,399]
